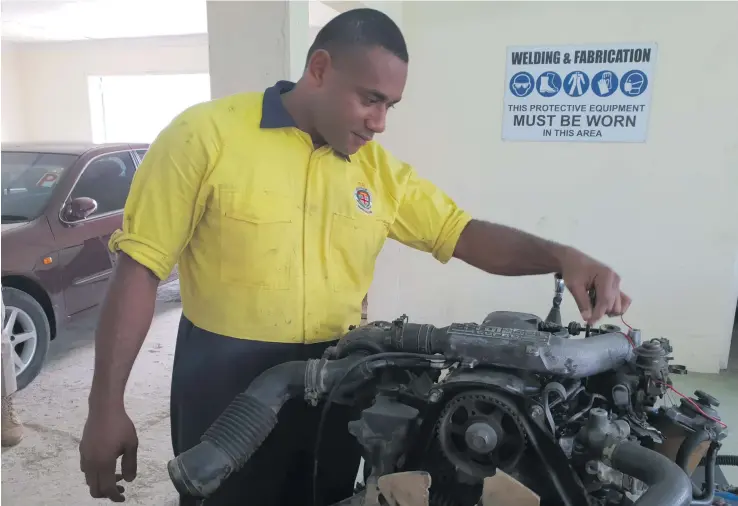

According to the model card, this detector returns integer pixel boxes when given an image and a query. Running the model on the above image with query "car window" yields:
[135,149,148,162]
[69,151,137,217]
[1,151,78,223]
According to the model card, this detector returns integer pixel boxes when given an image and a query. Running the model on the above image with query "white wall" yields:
[3,35,209,143]
[371,1,738,373]
[6,0,338,141]
[1,43,29,142]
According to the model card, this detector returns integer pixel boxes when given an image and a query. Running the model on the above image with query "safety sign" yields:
[502,43,657,143]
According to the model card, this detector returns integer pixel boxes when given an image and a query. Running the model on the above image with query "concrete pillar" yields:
[206,0,310,99]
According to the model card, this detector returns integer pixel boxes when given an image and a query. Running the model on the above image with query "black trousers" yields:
[170,316,362,506]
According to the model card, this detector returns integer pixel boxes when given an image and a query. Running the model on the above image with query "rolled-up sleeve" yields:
[109,106,216,280]
[388,166,473,264]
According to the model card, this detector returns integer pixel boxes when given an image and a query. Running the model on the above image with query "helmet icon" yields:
[509,72,534,97]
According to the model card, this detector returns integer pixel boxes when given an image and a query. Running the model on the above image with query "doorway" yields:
[88,73,211,144]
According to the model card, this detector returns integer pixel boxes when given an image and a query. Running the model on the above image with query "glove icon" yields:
[597,72,612,95]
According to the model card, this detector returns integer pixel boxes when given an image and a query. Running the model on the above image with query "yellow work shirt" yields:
[110,81,472,344]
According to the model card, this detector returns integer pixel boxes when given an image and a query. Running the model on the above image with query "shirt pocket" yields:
[329,212,390,293]
[218,189,297,290]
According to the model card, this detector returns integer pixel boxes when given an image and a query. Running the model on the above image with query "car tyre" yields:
[2,287,51,391]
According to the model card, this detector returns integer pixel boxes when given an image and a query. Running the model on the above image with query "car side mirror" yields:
[62,197,98,222]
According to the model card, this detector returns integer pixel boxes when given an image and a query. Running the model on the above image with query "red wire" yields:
[658,381,728,429]
[619,316,727,428]
[620,315,634,331]
[615,315,635,349]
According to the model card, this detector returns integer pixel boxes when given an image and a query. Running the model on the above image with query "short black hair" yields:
[306,8,408,65]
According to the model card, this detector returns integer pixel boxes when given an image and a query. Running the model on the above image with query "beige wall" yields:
[1,44,29,142]
[370,1,738,373]
[2,1,736,373]
[1,34,209,143]
[1,0,341,142]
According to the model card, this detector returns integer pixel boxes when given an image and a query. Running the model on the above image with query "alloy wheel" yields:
[3,305,39,377]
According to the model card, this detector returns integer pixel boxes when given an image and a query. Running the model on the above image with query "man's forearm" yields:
[88,253,160,411]
[453,219,570,276]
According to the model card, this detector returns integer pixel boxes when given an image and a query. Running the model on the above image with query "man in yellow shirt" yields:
[79,8,631,506]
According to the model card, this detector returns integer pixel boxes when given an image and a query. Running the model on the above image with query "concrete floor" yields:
[2,284,738,504]
[1,283,183,506]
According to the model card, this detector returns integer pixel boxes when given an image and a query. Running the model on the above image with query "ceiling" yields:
[1,0,343,42]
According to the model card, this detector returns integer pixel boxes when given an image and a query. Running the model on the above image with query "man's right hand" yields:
[78,253,159,501]
[79,406,139,502]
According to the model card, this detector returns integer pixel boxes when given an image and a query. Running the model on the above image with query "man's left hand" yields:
[558,248,632,326]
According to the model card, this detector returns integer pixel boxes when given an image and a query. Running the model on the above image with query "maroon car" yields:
[1,142,151,389]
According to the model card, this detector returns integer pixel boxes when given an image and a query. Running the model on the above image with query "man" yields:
[79,8,631,506]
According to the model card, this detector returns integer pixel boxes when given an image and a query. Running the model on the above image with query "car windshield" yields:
[1,151,78,223]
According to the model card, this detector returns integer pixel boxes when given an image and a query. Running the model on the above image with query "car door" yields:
[52,150,137,316]
[133,148,148,165]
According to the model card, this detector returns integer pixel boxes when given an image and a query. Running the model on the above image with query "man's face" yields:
[307,46,408,156]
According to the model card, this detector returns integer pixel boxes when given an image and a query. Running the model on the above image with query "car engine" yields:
[167,275,730,506]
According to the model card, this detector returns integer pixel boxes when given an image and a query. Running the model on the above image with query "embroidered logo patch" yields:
[354,186,373,214]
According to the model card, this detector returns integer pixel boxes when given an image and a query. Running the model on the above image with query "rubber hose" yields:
[690,442,717,506]
[167,361,307,498]
[696,454,738,467]
[243,360,309,412]
[167,393,277,498]
[676,429,710,472]
[609,441,692,506]
[716,455,738,466]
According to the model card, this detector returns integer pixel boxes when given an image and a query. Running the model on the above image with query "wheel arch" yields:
[2,275,57,340]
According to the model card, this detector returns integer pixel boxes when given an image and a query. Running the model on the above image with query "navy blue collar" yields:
[260,80,349,161]
[260,80,298,129]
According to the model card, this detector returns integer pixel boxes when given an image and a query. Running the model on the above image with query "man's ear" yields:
[305,49,332,86]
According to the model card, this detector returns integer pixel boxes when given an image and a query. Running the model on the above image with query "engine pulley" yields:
[437,390,527,479]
